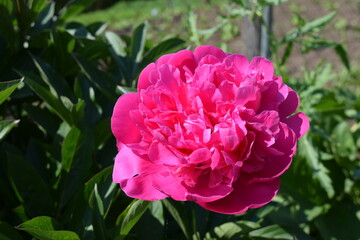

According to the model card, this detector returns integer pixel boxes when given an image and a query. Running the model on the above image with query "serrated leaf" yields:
[0,120,19,141]
[249,225,293,240]
[16,216,80,240]
[0,78,23,105]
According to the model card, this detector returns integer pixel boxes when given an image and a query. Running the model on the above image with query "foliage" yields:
[0,0,359,240]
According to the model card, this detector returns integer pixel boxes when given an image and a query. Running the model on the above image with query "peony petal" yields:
[197,177,280,214]
[152,172,188,201]
[113,145,168,201]
[168,50,197,78]
[186,174,233,202]
[111,92,142,145]
[137,63,156,91]
[149,141,180,165]
[249,57,274,80]
[278,89,299,118]
[194,45,227,63]
[283,112,309,139]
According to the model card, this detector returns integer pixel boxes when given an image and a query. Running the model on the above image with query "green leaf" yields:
[163,199,195,240]
[212,221,260,239]
[61,127,84,172]
[118,199,151,236]
[334,44,350,71]
[300,137,335,199]
[105,31,127,57]
[20,71,73,124]
[0,78,23,105]
[60,0,97,21]
[314,198,360,240]
[94,118,112,149]
[16,216,80,240]
[84,166,113,200]
[90,184,107,239]
[131,22,148,63]
[73,54,117,101]
[280,41,293,65]
[143,38,185,64]
[0,120,19,141]
[31,55,73,99]
[249,225,293,240]
[32,2,55,34]
[301,11,336,33]
[332,121,357,167]
[0,221,23,240]
[284,11,336,42]
[149,201,165,226]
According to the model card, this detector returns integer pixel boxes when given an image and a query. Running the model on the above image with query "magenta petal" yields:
[113,145,168,201]
[283,112,309,139]
[111,92,142,145]
[197,177,280,214]
[152,173,188,201]
[249,57,274,80]
[278,89,299,118]
[138,63,156,91]
[194,45,227,62]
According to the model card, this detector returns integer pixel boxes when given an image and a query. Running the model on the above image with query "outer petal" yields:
[278,89,299,118]
[196,177,280,214]
[194,45,227,63]
[111,92,142,145]
[283,112,309,139]
[249,57,274,80]
[137,63,156,91]
[113,145,168,201]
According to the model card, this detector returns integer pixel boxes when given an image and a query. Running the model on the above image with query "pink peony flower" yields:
[111,45,309,214]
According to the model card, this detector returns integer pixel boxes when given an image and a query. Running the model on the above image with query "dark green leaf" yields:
[61,127,84,172]
[0,78,23,105]
[280,41,293,65]
[16,216,80,240]
[0,221,23,240]
[32,2,55,34]
[334,44,350,71]
[299,137,335,199]
[59,0,97,21]
[20,71,73,124]
[143,38,185,64]
[73,54,117,101]
[91,184,108,239]
[212,221,260,239]
[149,201,165,226]
[0,120,19,141]
[119,199,151,236]
[163,199,195,240]
[249,225,293,240]
[6,144,54,217]
[131,22,148,63]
